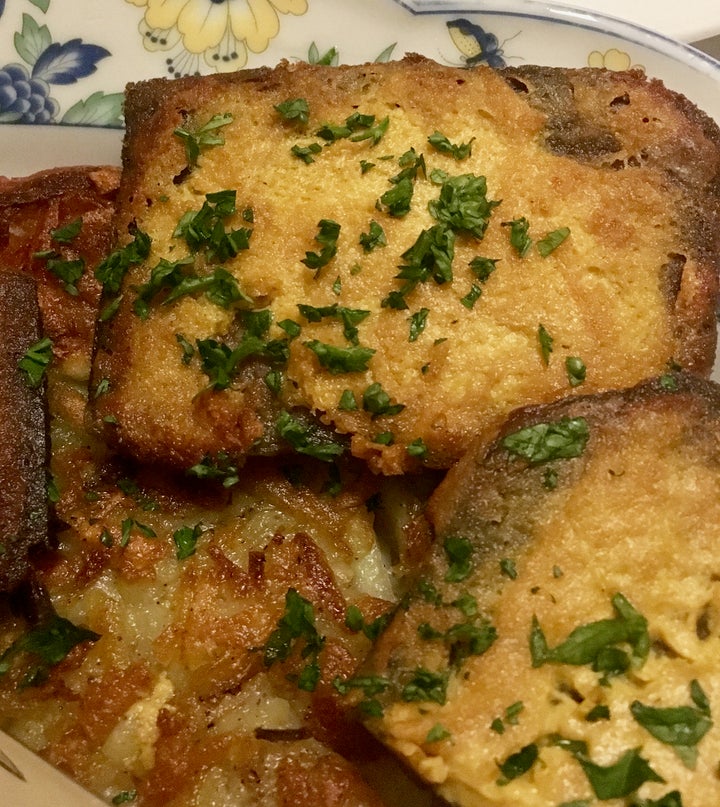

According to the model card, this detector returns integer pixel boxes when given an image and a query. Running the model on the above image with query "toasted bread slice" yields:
[355,373,720,806]
[0,273,48,591]
[91,56,720,473]
[0,165,120,375]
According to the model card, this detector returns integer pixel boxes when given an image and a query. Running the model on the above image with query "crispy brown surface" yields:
[91,56,720,474]
[0,273,48,591]
[358,373,720,806]
[0,165,120,369]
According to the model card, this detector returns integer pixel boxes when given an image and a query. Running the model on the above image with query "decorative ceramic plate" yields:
[1,1,720,802]
[0,0,719,178]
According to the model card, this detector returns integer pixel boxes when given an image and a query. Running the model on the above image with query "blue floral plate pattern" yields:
[0,0,719,174]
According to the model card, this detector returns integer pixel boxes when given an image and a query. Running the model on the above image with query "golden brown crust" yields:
[0,165,120,368]
[0,273,48,591]
[359,373,720,805]
[92,56,720,473]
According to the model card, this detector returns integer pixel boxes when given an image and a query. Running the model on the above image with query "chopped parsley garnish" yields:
[460,283,483,309]
[429,173,500,238]
[537,226,571,257]
[291,142,322,163]
[263,588,325,691]
[304,339,375,374]
[314,111,389,146]
[496,743,539,785]
[538,323,554,365]
[18,336,53,387]
[492,701,524,734]
[393,148,427,184]
[120,518,157,547]
[499,557,518,580]
[377,175,414,217]
[630,680,712,768]
[274,97,310,125]
[573,746,664,800]
[420,620,497,666]
[373,431,394,445]
[0,612,100,688]
[50,217,82,244]
[362,381,405,417]
[297,303,370,345]
[301,219,341,272]
[133,261,250,319]
[502,416,589,465]
[45,256,85,296]
[469,255,499,282]
[407,437,428,459]
[408,307,429,341]
[111,792,138,805]
[428,130,474,160]
[402,667,448,704]
[339,389,358,410]
[502,216,533,257]
[566,356,587,387]
[396,224,455,291]
[276,409,345,462]
[426,723,451,742]
[187,451,239,487]
[349,114,389,145]
[359,219,387,253]
[444,535,474,582]
[95,227,151,317]
[174,190,251,263]
[196,336,265,390]
[173,523,205,560]
[173,112,234,167]
[530,592,649,677]
[344,605,392,641]
[586,704,611,722]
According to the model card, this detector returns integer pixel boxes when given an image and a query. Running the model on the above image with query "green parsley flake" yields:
[0,613,100,689]
[444,535,474,582]
[302,219,341,272]
[18,336,53,388]
[263,588,325,692]
[406,437,428,459]
[530,592,649,677]
[537,226,571,257]
[429,173,500,238]
[566,356,587,387]
[630,680,712,768]
[426,723,451,743]
[502,416,589,465]
[537,323,554,366]
[502,217,533,257]
[362,381,405,417]
[460,283,483,309]
[427,130,474,160]
[173,523,205,561]
[408,307,429,341]
[187,451,240,487]
[274,97,310,125]
[291,143,322,163]
[359,219,387,253]
[496,743,539,785]
[50,217,82,244]
[276,410,345,462]
[173,112,234,167]
[304,339,375,374]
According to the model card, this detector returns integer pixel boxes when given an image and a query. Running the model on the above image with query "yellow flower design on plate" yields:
[128,0,308,74]
[588,47,644,73]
